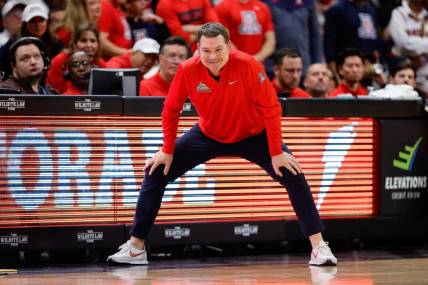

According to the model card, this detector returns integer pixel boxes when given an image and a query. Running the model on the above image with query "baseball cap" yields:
[22,2,49,22]
[2,0,26,17]
[132,38,160,54]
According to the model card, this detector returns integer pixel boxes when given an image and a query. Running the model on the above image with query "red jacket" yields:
[162,50,283,156]
[329,82,368,97]
[272,77,311,98]
[156,0,218,49]
[139,72,170,96]
[98,0,132,49]
[215,0,274,55]
[62,84,86,95]
[105,52,132,68]
[47,52,106,93]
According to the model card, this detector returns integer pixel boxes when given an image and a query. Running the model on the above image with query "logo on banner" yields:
[0,97,25,111]
[164,226,190,239]
[74,99,101,112]
[234,224,258,237]
[317,122,358,209]
[0,233,28,246]
[393,137,423,171]
[386,136,427,201]
[77,230,103,243]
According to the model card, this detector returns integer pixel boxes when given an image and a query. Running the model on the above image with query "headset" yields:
[9,37,51,70]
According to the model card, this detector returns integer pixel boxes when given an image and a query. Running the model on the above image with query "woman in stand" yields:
[47,23,106,93]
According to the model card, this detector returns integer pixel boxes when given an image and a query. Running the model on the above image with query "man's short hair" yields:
[273,47,301,67]
[336,47,364,68]
[197,22,229,43]
[389,57,416,77]
[9,36,47,65]
[160,36,192,59]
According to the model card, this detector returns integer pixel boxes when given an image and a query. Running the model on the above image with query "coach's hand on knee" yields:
[145,150,173,176]
[272,152,302,176]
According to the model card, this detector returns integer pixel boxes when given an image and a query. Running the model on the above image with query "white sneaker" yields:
[309,241,337,266]
[107,241,148,265]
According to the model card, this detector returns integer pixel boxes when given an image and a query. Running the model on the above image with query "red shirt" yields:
[62,84,86,95]
[272,77,311,98]
[47,52,106,93]
[105,52,132,68]
[290,87,311,98]
[162,50,282,156]
[329,82,368,97]
[156,0,219,46]
[215,0,274,55]
[98,0,132,49]
[55,26,72,47]
[139,72,170,96]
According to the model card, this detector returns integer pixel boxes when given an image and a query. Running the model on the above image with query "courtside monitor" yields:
[89,68,140,96]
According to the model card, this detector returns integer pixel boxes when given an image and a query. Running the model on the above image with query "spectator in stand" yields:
[329,47,368,97]
[21,2,64,57]
[126,0,163,43]
[271,47,310,98]
[303,63,330,97]
[98,0,132,58]
[263,0,322,72]
[389,0,428,97]
[370,57,424,99]
[52,0,102,47]
[0,0,26,47]
[62,51,92,95]
[0,1,27,78]
[215,0,275,63]
[0,37,57,94]
[324,0,381,72]
[140,35,191,96]
[106,37,160,78]
[0,2,63,77]
[155,0,219,49]
[389,58,417,88]
[48,23,106,93]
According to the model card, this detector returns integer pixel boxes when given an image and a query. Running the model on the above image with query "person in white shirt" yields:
[0,0,26,47]
[388,0,428,95]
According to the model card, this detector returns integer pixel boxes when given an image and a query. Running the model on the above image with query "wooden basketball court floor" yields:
[1,246,428,285]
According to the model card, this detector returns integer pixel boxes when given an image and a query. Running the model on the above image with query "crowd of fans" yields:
[0,0,426,99]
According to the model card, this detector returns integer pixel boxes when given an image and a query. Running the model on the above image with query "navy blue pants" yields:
[131,124,324,239]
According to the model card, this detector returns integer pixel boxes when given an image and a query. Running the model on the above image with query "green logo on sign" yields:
[393,137,423,171]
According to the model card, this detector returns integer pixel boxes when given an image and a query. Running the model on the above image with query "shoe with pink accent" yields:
[309,241,337,266]
[107,241,148,265]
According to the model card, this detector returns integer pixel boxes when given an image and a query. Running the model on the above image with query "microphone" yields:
[0,71,7,81]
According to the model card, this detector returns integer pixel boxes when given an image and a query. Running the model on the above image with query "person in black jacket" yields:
[0,37,57,94]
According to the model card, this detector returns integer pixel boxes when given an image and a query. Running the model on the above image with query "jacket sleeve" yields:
[249,60,283,156]
[161,64,189,154]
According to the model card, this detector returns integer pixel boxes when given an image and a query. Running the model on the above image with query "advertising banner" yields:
[0,116,375,228]
[380,119,428,214]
